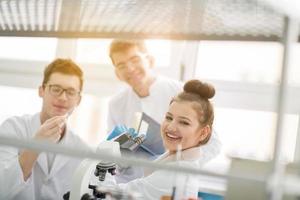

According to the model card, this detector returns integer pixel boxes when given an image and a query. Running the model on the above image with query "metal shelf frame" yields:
[0,0,300,200]
[0,0,297,41]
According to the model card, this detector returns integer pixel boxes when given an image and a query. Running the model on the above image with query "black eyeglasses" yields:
[45,84,81,99]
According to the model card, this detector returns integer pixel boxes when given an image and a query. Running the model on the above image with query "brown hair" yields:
[109,39,148,64]
[42,58,84,91]
[171,79,215,145]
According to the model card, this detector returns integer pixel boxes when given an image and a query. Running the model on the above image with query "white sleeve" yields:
[104,171,166,200]
[0,119,33,199]
[103,170,176,200]
[100,160,200,199]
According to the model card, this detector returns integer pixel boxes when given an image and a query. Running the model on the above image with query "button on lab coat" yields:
[0,113,91,200]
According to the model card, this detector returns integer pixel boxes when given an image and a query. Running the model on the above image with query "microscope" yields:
[79,161,117,200]
[113,131,146,153]
[66,140,142,200]
[66,115,155,200]
[79,133,145,199]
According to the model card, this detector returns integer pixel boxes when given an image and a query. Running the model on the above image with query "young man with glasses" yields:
[108,39,221,183]
[0,58,91,200]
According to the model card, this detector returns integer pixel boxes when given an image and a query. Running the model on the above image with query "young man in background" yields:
[108,39,221,183]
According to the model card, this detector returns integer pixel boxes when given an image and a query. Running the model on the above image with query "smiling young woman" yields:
[97,79,217,200]
[161,79,215,153]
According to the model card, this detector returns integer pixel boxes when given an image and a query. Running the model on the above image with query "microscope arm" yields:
[69,159,99,200]
[69,141,121,200]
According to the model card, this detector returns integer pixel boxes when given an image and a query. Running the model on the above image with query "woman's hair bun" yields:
[183,79,215,99]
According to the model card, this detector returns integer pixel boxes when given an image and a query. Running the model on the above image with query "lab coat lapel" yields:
[155,146,202,162]
[50,153,70,177]
[32,113,48,175]
[36,153,48,175]
[49,128,72,176]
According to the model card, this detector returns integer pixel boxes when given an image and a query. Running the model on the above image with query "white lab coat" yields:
[107,76,183,130]
[0,113,91,200]
[107,76,221,182]
[104,146,207,200]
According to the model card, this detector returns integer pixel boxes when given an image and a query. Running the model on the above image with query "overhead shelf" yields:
[0,0,293,41]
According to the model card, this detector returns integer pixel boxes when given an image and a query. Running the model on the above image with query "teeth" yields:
[166,133,180,139]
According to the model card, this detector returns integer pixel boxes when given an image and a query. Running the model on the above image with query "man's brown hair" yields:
[42,58,84,91]
[109,39,148,64]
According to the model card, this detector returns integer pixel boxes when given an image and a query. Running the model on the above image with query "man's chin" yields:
[128,77,144,87]
[52,110,68,117]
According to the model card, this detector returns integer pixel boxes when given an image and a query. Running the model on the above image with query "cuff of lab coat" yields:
[0,158,32,199]
[15,159,33,186]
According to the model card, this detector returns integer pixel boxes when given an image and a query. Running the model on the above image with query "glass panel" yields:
[196,41,283,83]
[76,39,171,67]
[0,86,41,124]
[288,43,300,85]
[76,39,112,64]
[1,86,298,158]
[214,107,298,162]
[0,37,57,61]
[145,39,171,67]
[69,95,109,146]
[0,85,108,146]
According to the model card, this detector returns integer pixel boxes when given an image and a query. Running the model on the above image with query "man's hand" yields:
[34,115,67,143]
[19,115,67,181]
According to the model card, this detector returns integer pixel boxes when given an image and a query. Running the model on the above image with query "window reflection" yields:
[76,38,171,67]
[196,41,283,84]
[0,37,57,61]
[215,107,298,162]
[0,86,108,147]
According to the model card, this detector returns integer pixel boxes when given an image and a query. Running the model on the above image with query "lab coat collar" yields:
[33,113,48,176]
[156,146,202,163]
[129,76,158,98]
[36,153,48,176]
[34,113,72,177]
[49,124,73,177]
[144,146,202,176]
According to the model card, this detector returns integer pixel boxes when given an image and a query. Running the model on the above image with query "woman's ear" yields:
[38,86,44,98]
[198,125,211,144]
[77,95,82,106]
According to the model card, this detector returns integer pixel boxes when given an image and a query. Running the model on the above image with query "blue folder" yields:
[198,192,223,200]
[107,112,165,159]
[137,112,165,156]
